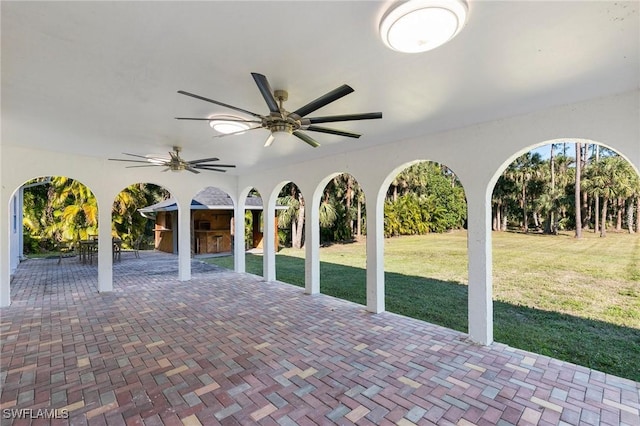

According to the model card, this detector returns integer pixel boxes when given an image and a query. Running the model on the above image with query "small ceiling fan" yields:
[175,72,382,148]
[108,146,236,174]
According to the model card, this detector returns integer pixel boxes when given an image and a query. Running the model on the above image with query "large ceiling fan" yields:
[108,146,235,174]
[175,72,382,148]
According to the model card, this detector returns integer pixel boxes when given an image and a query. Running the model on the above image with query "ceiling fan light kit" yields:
[380,0,468,53]
[176,72,382,148]
[208,115,251,134]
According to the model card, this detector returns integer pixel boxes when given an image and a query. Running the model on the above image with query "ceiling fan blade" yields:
[292,131,320,148]
[186,166,201,174]
[291,84,354,118]
[122,152,155,160]
[305,125,361,138]
[187,157,219,164]
[194,165,234,171]
[264,134,275,147]
[251,73,279,113]
[193,163,236,168]
[192,166,227,172]
[177,90,264,118]
[304,112,382,124]
[212,126,263,138]
[125,164,166,168]
[108,158,156,163]
[175,117,262,123]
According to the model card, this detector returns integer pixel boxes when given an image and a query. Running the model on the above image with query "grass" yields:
[205,230,640,381]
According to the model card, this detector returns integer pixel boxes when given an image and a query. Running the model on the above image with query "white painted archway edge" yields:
[2,90,638,346]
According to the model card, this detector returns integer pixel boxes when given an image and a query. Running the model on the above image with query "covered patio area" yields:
[1,253,638,425]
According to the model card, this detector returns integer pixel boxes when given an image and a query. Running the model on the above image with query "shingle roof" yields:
[139,187,264,213]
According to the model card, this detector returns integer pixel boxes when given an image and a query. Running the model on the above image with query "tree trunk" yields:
[546,144,556,234]
[581,144,590,228]
[600,198,608,237]
[594,145,600,233]
[616,198,623,232]
[293,196,305,248]
[627,198,635,234]
[636,195,640,233]
[522,184,528,233]
[574,142,582,238]
[356,198,362,237]
[501,206,508,231]
[346,178,353,237]
[582,191,590,229]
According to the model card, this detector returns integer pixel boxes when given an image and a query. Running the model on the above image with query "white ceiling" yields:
[2,1,639,175]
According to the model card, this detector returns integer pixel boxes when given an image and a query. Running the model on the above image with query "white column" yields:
[304,193,320,295]
[1,192,11,307]
[263,200,276,282]
[365,192,385,313]
[177,202,191,281]
[97,200,113,292]
[18,189,24,261]
[10,194,19,273]
[466,188,493,345]
[233,198,246,273]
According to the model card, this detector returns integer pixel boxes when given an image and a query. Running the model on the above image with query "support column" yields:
[234,198,246,273]
[466,188,493,345]
[97,199,113,292]
[1,192,11,307]
[263,200,276,282]
[304,194,320,295]
[177,202,191,281]
[365,192,385,313]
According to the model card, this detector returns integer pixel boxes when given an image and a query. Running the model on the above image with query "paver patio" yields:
[1,251,638,425]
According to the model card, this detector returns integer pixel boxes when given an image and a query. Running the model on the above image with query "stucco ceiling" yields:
[2,1,639,175]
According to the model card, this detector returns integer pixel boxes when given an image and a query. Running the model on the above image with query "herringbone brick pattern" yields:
[1,252,638,425]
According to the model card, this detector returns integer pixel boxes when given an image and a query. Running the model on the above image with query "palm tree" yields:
[46,176,98,242]
[574,142,582,238]
[277,183,305,248]
[584,156,630,237]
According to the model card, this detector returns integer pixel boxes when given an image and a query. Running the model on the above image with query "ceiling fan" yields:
[175,72,382,148]
[108,146,236,174]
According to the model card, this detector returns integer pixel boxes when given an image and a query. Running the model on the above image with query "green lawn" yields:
[205,230,640,381]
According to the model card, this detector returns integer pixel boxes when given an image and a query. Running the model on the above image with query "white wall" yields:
[2,90,638,345]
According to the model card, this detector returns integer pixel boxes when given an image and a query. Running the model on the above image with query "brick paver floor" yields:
[1,251,639,425]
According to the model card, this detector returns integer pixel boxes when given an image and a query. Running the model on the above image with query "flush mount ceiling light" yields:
[380,0,468,53]
[208,115,251,135]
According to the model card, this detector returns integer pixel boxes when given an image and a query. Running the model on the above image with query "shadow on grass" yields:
[207,253,640,382]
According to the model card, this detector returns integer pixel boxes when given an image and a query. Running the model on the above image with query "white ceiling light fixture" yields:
[380,0,468,53]
[208,115,251,135]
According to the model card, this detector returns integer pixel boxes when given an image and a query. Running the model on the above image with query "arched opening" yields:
[382,161,469,331]
[316,173,367,305]
[205,187,268,274]
[264,181,308,286]
[241,187,267,254]
[277,182,306,250]
[22,176,98,250]
[10,175,100,298]
[111,182,171,258]
[185,186,236,257]
[490,139,640,381]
